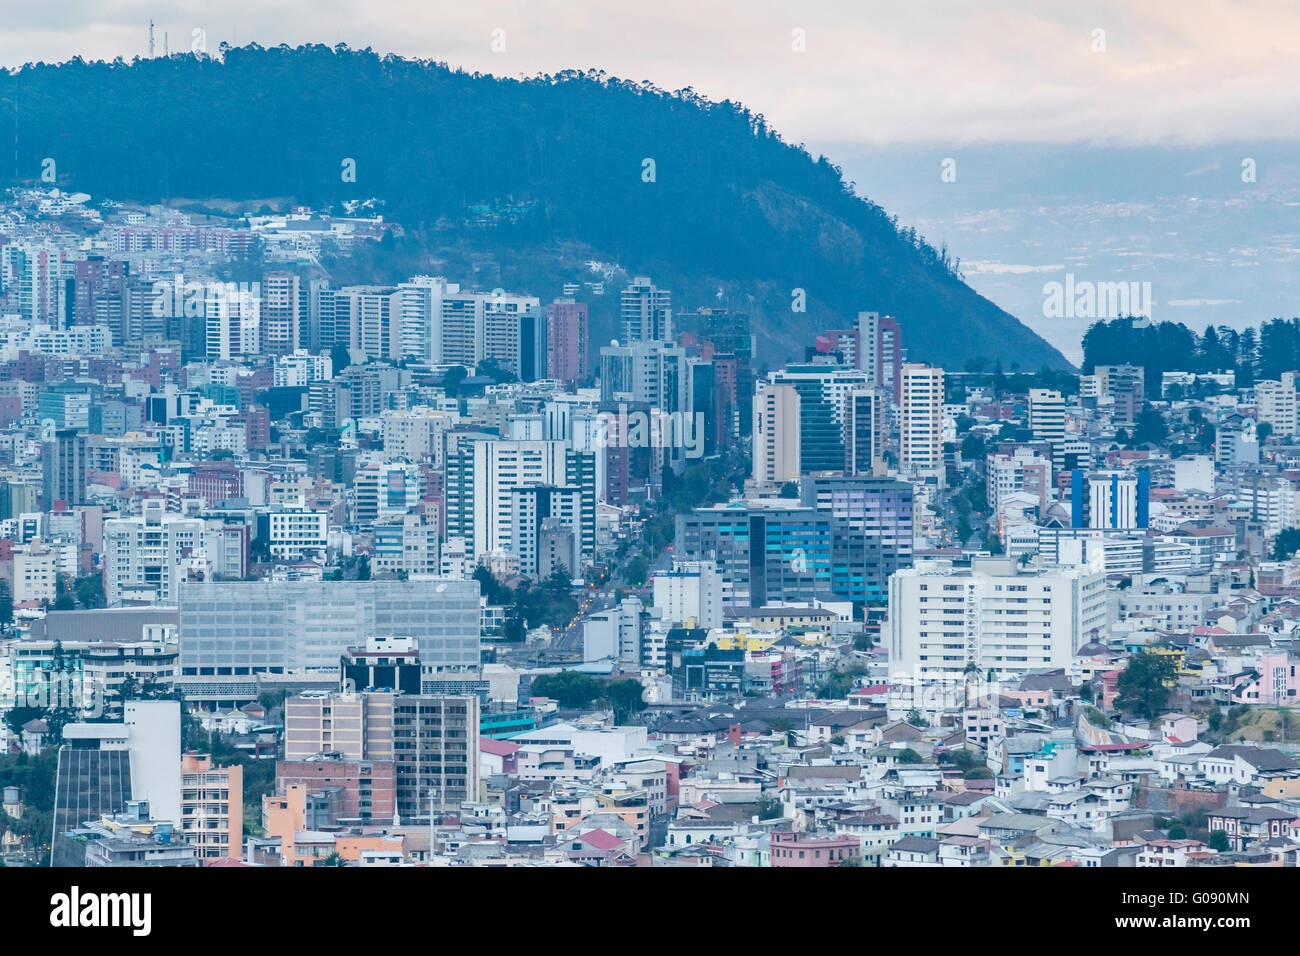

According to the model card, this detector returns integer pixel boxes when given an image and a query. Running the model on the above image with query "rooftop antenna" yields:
[164,32,169,56]
[149,20,155,57]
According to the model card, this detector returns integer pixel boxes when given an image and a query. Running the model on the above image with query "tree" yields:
[1273,527,1300,561]
[74,574,105,609]
[905,708,926,727]
[895,748,924,764]
[1208,830,1231,852]
[529,671,603,709]
[1116,651,1180,719]
[1131,405,1167,446]
[330,343,352,372]
[603,678,648,724]
[624,555,650,587]
[756,796,784,820]
[52,573,76,611]
[544,565,572,592]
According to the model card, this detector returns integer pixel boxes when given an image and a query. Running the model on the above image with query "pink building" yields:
[545,300,588,385]
[1237,651,1300,706]
[1161,714,1199,744]
[770,831,858,867]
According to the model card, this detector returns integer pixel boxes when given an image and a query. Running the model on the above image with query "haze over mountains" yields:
[0,45,1072,371]
[825,141,1300,366]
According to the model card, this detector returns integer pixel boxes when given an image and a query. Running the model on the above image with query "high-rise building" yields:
[398,275,455,363]
[844,385,886,476]
[484,303,547,381]
[308,279,338,351]
[1071,470,1150,530]
[352,461,424,528]
[1094,364,1145,424]
[432,289,539,368]
[372,512,440,577]
[753,381,801,486]
[599,340,688,412]
[677,491,913,607]
[545,298,589,385]
[180,753,244,861]
[854,312,905,403]
[339,285,403,363]
[444,440,596,566]
[620,276,672,343]
[42,427,87,508]
[260,271,303,356]
[12,539,59,605]
[73,256,129,341]
[393,694,480,819]
[653,560,723,628]
[899,363,945,473]
[204,281,261,360]
[770,364,872,474]
[509,485,585,578]
[1028,388,1067,444]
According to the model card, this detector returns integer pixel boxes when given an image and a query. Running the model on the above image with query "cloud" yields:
[962,262,1067,275]
[2,1,1299,146]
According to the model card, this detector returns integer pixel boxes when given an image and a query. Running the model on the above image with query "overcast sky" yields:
[4,0,1300,147]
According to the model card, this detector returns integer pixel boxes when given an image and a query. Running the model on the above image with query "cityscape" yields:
[0,3,1291,933]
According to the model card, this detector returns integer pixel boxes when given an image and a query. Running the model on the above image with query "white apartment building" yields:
[652,560,723,628]
[398,275,456,363]
[12,539,59,605]
[1087,472,1144,530]
[339,285,403,363]
[267,508,330,560]
[439,537,475,579]
[466,440,583,560]
[900,364,945,474]
[987,447,1053,514]
[372,512,439,577]
[273,350,333,388]
[204,283,261,360]
[1255,372,1298,439]
[752,382,801,486]
[103,503,208,606]
[1028,388,1066,443]
[887,556,1108,683]
[381,407,454,466]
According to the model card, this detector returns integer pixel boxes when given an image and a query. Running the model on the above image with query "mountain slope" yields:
[1,45,1072,370]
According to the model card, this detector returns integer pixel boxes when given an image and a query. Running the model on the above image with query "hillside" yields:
[0,45,1072,370]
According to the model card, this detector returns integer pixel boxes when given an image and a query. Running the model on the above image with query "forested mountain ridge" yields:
[1,44,1071,370]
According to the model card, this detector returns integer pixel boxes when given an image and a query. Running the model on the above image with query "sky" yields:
[5,1,1297,364]
[4,0,1300,148]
